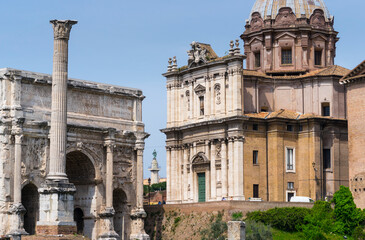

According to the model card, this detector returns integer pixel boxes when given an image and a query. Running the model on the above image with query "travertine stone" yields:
[227,221,246,240]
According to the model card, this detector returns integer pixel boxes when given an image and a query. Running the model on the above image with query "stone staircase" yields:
[22,235,89,240]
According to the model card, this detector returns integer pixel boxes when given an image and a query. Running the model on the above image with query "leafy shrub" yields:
[232,212,243,221]
[200,212,227,240]
[301,201,336,234]
[353,226,365,240]
[246,207,311,232]
[246,220,273,240]
[333,186,365,235]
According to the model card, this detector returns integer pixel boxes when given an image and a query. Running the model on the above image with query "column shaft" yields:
[183,147,188,202]
[221,140,228,198]
[13,134,23,204]
[105,143,114,208]
[189,146,194,201]
[210,142,216,200]
[136,149,144,208]
[166,148,171,202]
[48,20,77,181]
[228,139,234,198]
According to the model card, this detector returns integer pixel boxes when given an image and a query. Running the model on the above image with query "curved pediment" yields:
[192,152,209,164]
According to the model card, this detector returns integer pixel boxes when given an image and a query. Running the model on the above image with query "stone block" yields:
[227,221,245,240]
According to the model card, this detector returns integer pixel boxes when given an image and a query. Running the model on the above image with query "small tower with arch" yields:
[149,150,160,185]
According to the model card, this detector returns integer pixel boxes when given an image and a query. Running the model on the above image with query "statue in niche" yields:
[214,84,221,105]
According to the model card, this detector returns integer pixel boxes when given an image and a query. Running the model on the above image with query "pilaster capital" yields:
[228,137,235,143]
[50,20,78,40]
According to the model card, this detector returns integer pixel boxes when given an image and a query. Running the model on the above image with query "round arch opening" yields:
[22,183,39,235]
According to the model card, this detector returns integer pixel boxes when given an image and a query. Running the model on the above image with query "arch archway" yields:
[21,183,39,235]
[113,188,129,240]
[74,208,84,234]
[66,151,96,239]
[191,152,210,203]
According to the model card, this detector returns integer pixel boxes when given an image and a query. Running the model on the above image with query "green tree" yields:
[332,186,364,235]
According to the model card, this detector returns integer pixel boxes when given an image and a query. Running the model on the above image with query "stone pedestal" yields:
[36,182,77,235]
[98,208,120,240]
[227,221,245,240]
[129,209,150,240]
[7,203,28,239]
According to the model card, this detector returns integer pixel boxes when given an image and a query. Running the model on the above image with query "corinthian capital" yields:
[50,20,78,40]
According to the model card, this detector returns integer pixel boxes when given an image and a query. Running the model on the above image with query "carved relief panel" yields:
[113,146,134,183]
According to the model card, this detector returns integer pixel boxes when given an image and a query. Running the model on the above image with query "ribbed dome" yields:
[250,0,331,21]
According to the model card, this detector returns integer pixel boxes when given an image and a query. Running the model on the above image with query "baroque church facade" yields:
[0,21,149,240]
[162,0,349,204]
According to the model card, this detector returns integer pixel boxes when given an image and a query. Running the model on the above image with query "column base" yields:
[37,181,76,236]
[130,208,150,240]
[233,196,245,201]
[98,207,120,240]
[7,203,28,238]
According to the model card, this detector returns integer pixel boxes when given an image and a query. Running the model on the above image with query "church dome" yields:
[250,0,331,21]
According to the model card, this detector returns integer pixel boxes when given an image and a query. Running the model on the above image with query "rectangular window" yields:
[288,182,294,190]
[253,150,259,165]
[286,148,294,171]
[287,125,293,132]
[253,184,259,198]
[253,124,258,131]
[255,52,261,68]
[199,96,204,116]
[323,149,331,169]
[322,103,330,116]
[315,50,322,66]
[281,49,292,65]
[261,106,268,112]
[299,125,303,132]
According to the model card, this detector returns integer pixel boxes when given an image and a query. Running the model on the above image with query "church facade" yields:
[0,21,149,240]
[162,0,349,204]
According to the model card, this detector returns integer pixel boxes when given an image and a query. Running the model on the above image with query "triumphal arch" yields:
[0,20,149,240]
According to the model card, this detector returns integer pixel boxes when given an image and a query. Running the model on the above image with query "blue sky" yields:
[0,0,364,179]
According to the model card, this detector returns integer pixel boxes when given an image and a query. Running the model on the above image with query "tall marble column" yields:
[183,146,188,202]
[210,141,217,201]
[166,147,171,203]
[221,139,228,198]
[189,144,194,201]
[8,120,27,239]
[98,130,119,240]
[233,137,245,200]
[37,20,77,235]
[130,140,149,240]
[228,138,234,198]
[47,20,77,181]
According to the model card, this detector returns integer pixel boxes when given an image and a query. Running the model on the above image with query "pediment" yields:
[192,152,209,164]
[275,32,297,40]
[311,33,327,41]
[248,36,263,45]
[194,84,206,96]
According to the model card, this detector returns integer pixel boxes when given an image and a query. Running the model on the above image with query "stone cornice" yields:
[161,116,249,133]
[0,68,145,100]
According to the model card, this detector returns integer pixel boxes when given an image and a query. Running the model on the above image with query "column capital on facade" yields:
[50,20,78,40]
[219,138,227,143]
[228,137,235,142]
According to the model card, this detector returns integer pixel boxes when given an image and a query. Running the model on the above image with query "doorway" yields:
[74,208,84,234]
[21,183,39,235]
[198,173,206,202]
[113,189,128,240]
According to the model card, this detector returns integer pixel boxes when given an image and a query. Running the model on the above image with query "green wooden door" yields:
[198,173,206,202]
